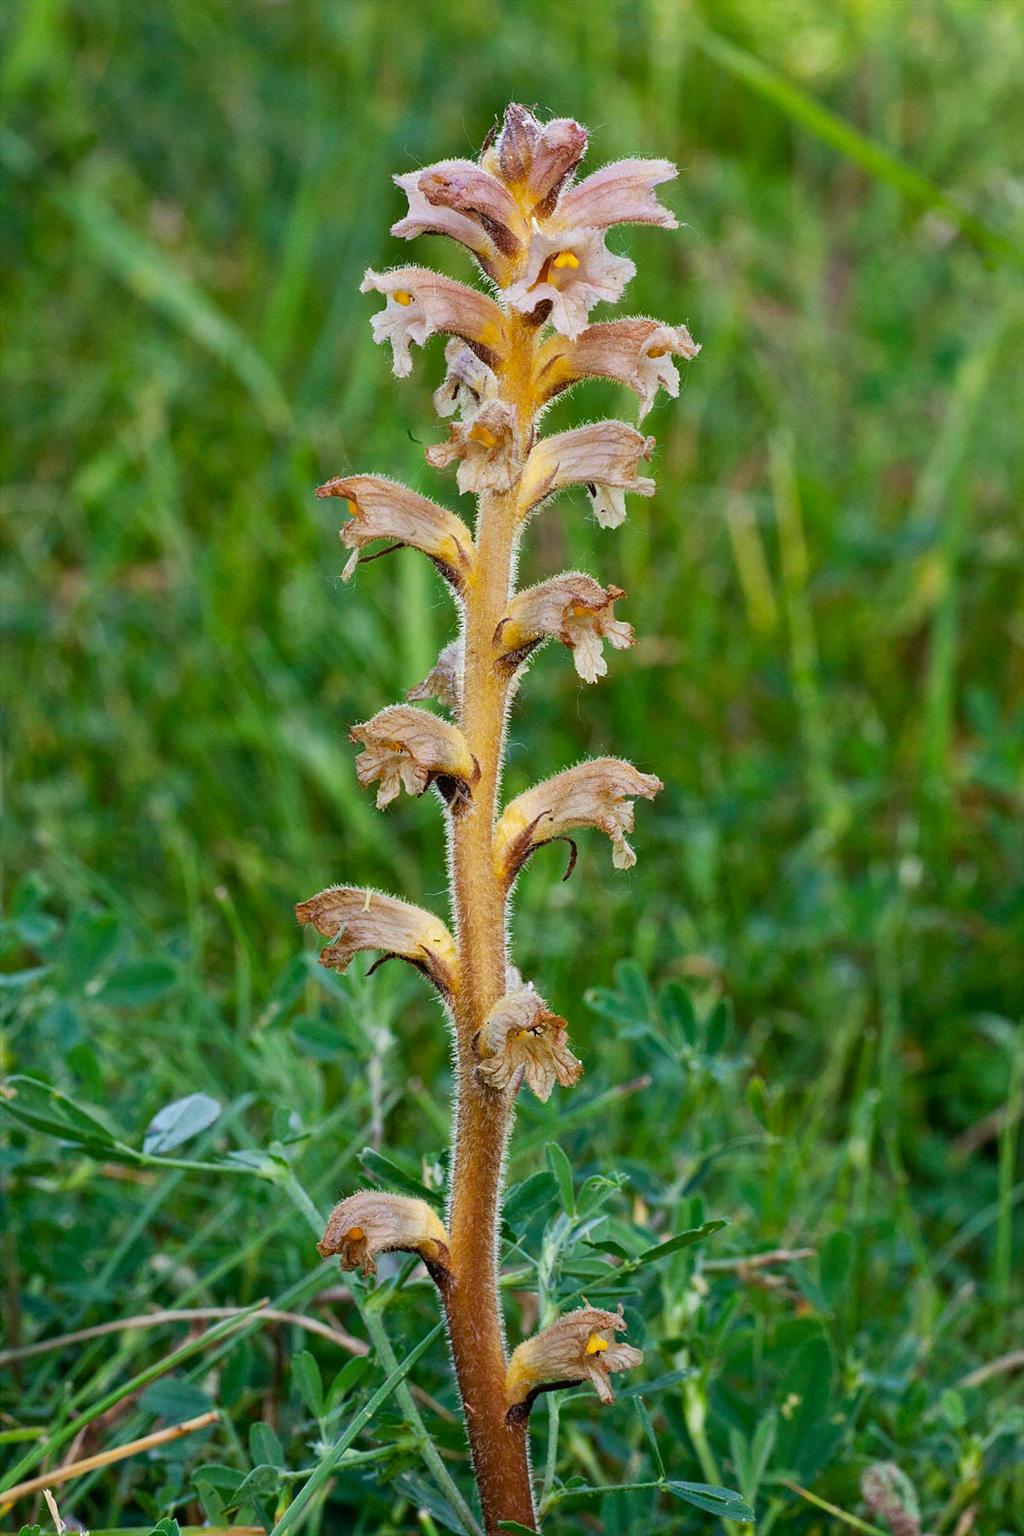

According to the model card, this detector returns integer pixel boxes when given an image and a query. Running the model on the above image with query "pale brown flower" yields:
[495,573,634,683]
[505,227,636,340]
[360,266,506,377]
[495,758,663,882]
[416,161,525,257]
[518,421,656,527]
[316,474,474,591]
[474,986,582,1101]
[391,168,502,277]
[317,1190,450,1280]
[537,317,701,420]
[407,638,463,715]
[506,1305,643,1416]
[349,704,478,812]
[426,399,521,495]
[295,885,458,996]
[550,158,678,232]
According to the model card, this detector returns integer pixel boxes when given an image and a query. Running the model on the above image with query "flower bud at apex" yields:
[350,704,479,812]
[317,474,475,591]
[495,572,634,683]
[295,885,458,997]
[495,759,663,882]
[506,1305,643,1419]
[474,985,582,1101]
[318,1190,451,1282]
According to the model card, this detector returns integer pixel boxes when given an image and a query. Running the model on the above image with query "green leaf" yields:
[504,1170,557,1231]
[634,1398,665,1480]
[704,997,732,1055]
[666,1481,755,1522]
[819,1230,852,1306]
[774,1334,834,1478]
[249,1421,284,1468]
[633,1219,728,1266]
[659,980,698,1047]
[497,1524,537,1534]
[546,1141,575,1218]
[143,1092,222,1155]
[292,1349,324,1418]
[2,1075,119,1151]
[358,1145,443,1208]
[291,1015,347,1061]
[61,910,120,990]
[327,1354,371,1410]
[95,959,177,1007]
[139,1377,212,1423]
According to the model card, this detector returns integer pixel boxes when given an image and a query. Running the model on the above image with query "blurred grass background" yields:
[2,0,1022,1531]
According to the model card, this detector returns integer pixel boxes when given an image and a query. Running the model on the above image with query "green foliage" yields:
[2,0,1021,1532]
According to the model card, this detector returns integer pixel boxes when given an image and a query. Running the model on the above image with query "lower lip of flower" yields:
[393,290,414,306]
[531,249,581,289]
[585,1334,609,1355]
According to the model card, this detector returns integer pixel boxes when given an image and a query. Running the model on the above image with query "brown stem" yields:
[445,318,538,1533]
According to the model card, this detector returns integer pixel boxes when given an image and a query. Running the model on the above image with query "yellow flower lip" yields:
[468,422,498,448]
[345,497,359,516]
[552,250,580,270]
[585,1333,609,1355]
[346,1225,365,1241]
[393,289,414,306]
[646,345,668,359]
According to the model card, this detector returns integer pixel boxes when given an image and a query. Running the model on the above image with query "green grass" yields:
[2,0,1022,1532]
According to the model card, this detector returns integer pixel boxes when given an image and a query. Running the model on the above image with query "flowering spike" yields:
[318,1190,451,1283]
[349,704,479,812]
[474,985,582,1101]
[295,885,458,998]
[495,573,634,683]
[310,104,700,1532]
[506,1306,643,1420]
[316,474,475,591]
[495,759,663,883]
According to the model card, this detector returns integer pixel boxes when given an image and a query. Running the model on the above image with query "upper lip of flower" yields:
[295,884,459,997]
[316,473,476,592]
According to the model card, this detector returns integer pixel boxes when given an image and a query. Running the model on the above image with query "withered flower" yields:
[407,638,463,715]
[433,340,500,421]
[506,1305,643,1417]
[350,704,478,811]
[316,474,474,590]
[518,421,656,527]
[295,885,458,996]
[495,758,663,881]
[495,573,634,683]
[474,985,582,1101]
[537,316,701,420]
[360,266,506,377]
[318,1190,450,1281]
[426,399,521,495]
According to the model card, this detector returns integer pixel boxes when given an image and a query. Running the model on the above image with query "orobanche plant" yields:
[298,104,700,1533]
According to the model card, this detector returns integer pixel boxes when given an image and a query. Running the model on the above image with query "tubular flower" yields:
[537,317,701,420]
[407,638,463,715]
[295,885,458,997]
[519,421,656,527]
[416,161,525,257]
[318,1190,451,1281]
[505,226,635,340]
[433,340,500,421]
[474,985,582,1101]
[316,474,474,590]
[550,158,678,232]
[360,266,506,377]
[391,167,501,277]
[426,399,521,495]
[506,1306,643,1418]
[495,573,634,683]
[495,758,663,882]
[349,704,479,812]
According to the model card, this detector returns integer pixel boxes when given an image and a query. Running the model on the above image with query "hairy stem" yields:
[445,318,538,1532]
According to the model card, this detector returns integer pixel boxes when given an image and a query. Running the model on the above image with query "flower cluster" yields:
[299,103,698,1528]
